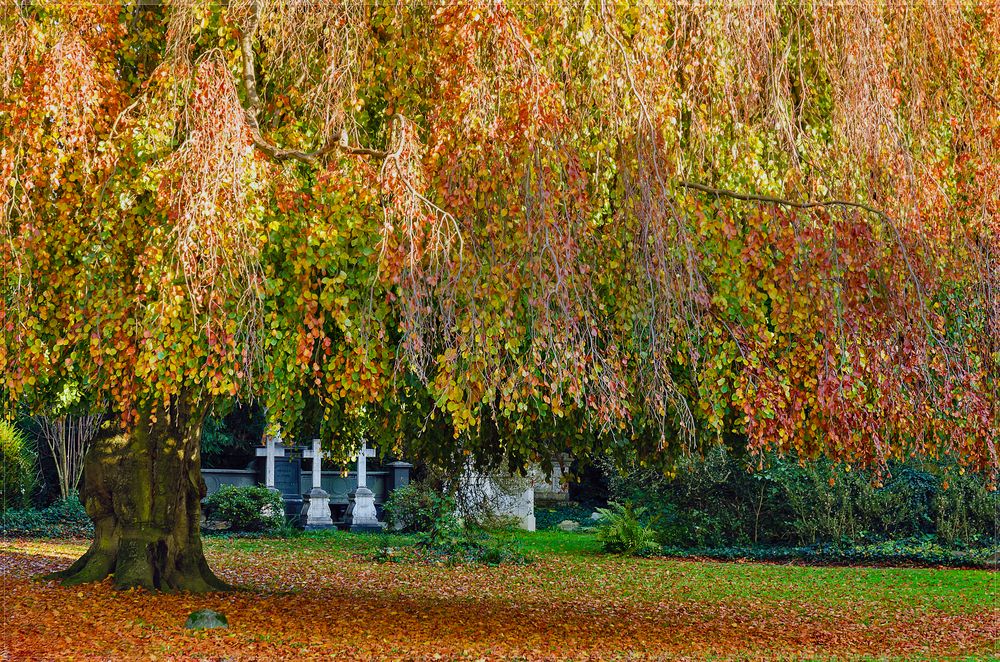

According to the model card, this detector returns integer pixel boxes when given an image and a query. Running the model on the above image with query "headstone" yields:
[256,433,302,520]
[344,441,383,533]
[255,434,286,493]
[459,464,536,531]
[184,609,228,630]
[300,439,333,529]
[272,458,297,492]
[387,461,414,491]
[557,519,580,532]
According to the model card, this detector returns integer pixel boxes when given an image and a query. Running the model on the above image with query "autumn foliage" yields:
[1,2,997,486]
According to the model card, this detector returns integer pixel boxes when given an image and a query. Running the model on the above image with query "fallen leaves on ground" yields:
[1,537,996,661]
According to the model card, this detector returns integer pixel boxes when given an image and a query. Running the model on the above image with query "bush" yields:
[606,447,996,549]
[659,536,998,569]
[933,472,999,545]
[595,501,659,555]
[436,532,533,565]
[203,485,285,533]
[383,481,459,534]
[378,480,531,566]
[1,421,37,510]
[606,447,777,547]
[1,494,93,538]
[453,464,531,530]
[376,530,533,567]
[535,504,594,531]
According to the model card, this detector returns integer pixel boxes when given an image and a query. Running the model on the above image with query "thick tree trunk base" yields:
[44,397,231,593]
[45,525,231,593]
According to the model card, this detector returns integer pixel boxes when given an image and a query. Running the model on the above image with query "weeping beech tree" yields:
[1,1,997,591]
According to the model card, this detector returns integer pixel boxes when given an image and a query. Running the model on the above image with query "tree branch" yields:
[678,180,888,218]
[679,179,952,371]
[238,18,388,164]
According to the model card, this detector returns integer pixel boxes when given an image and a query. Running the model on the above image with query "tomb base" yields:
[345,486,384,533]
[300,487,334,530]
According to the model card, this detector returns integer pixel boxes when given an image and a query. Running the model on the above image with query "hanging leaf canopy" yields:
[1,1,996,476]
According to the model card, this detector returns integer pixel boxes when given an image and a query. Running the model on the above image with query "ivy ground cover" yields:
[2,531,996,660]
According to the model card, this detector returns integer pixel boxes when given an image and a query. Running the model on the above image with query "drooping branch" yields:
[238,20,388,164]
[679,180,890,218]
[679,179,951,370]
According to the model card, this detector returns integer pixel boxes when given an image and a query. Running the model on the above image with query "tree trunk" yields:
[47,394,229,592]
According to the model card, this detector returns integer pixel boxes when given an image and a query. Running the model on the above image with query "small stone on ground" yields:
[185,609,228,630]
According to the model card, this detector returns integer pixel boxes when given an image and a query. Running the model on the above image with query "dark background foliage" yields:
[603,447,997,548]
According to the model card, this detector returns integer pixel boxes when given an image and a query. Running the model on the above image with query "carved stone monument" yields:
[255,434,285,494]
[300,439,333,529]
[343,441,383,533]
[255,432,301,518]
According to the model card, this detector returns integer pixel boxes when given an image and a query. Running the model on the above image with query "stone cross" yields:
[355,441,376,491]
[345,440,382,533]
[300,438,333,529]
[255,433,285,489]
[302,439,324,490]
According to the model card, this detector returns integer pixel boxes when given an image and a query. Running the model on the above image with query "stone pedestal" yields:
[344,486,383,533]
[300,487,333,530]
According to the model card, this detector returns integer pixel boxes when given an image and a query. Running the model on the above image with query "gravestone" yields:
[273,456,303,520]
[533,453,572,507]
[344,441,383,533]
[387,461,414,492]
[255,434,286,494]
[301,439,333,529]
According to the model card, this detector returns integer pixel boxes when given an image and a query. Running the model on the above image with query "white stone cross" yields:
[355,441,376,490]
[255,432,285,489]
[345,440,382,531]
[302,439,324,490]
[301,438,333,528]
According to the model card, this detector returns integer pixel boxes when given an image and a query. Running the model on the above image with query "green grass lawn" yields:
[212,527,997,614]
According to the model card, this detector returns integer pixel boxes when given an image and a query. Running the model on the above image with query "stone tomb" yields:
[251,435,401,530]
[300,439,334,530]
[343,442,384,533]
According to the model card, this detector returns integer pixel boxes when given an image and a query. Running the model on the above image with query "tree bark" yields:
[47,394,229,592]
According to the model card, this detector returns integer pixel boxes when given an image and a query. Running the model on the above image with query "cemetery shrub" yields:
[932,472,999,546]
[470,513,524,532]
[444,532,533,566]
[380,479,531,565]
[535,504,595,531]
[383,481,458,534]
[203,485,285,533]
[0,422,37,511]
[1,494,93,538]
[376,528,532,567]
[607,448,997,549]
[453,465,531,530]
[659,536,998,569]
[594,502,660,555]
